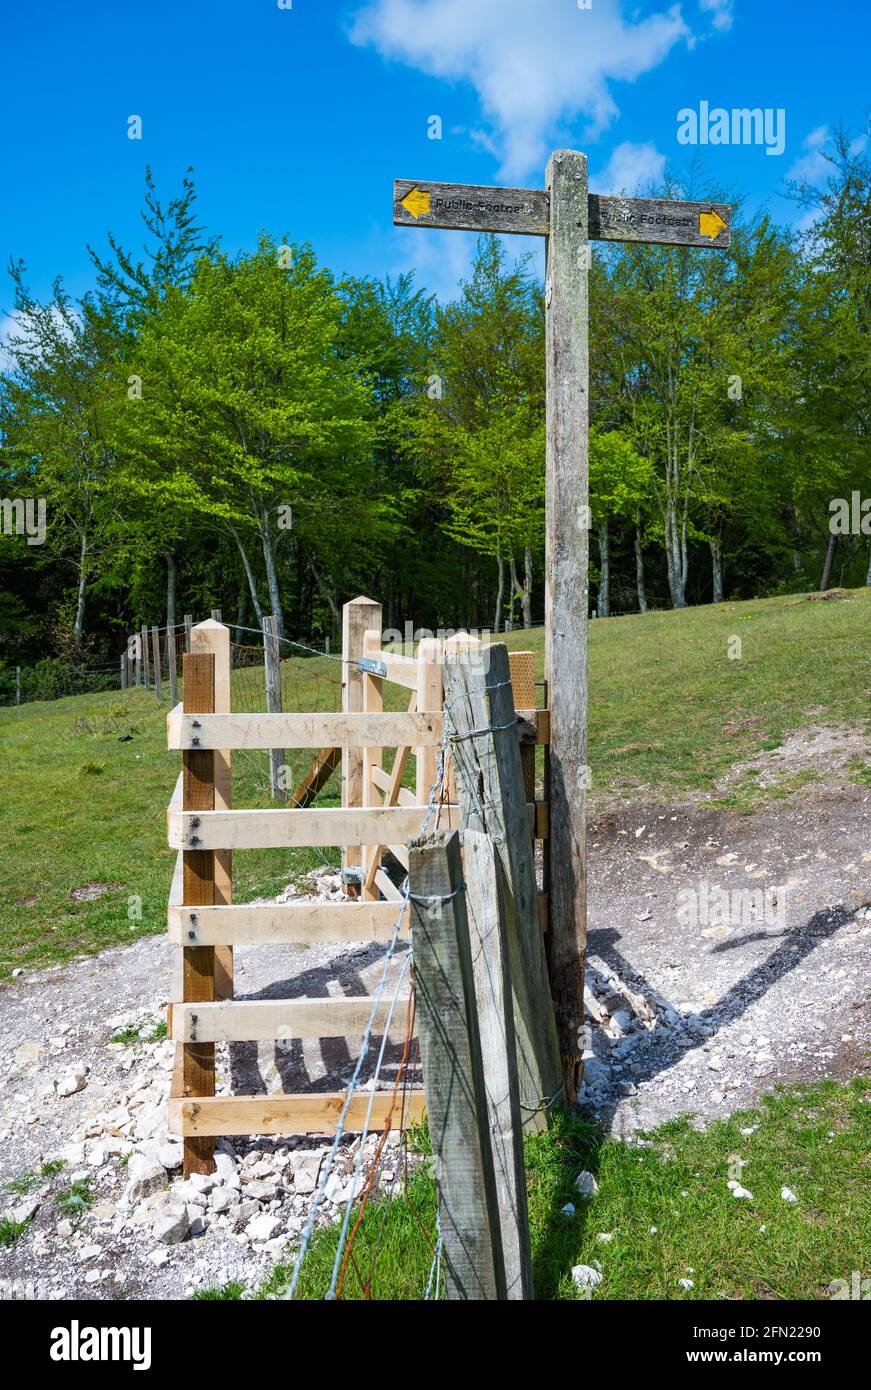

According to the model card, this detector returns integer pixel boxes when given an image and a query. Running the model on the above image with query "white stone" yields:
[288,1150,325,1195]
[188,1172,215,1194]
[213,1152,238,1184]
[11,1198,40,1224]
[153,1198,189,1245]
[596,1232,614,1243]
[571,1264,602,1293]
[727,1181,753,1200]
[246,1214,282,1242]
[57,1073,87,1097]
[125,1155,166,1203]
[678,1277,694,1290]
[148,1248,171,1267]
[574,1171,599,1197]
[780,1186,798,1203]
[209,1187,236,1214]
[158,1143,183,1171]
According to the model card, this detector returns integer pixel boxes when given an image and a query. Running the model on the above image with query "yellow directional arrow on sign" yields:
[400,186,431,219]
[699,209,727,240]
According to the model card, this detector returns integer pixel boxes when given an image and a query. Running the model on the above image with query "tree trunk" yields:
[229,526,265,627]
[74,532,88,646]
[308,556,341,628]
[819,530,837,591]
[164,551,177,632]
[597,517,610,618]
[234,578,248,645]
[260,515,285,641]
[508,554,522,632]
[710,534,724,603]
[522,545,533,628]
[634,516,648,614]
[494,552,505,633]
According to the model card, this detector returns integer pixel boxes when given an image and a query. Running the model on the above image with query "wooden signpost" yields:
[394,155,731,1106]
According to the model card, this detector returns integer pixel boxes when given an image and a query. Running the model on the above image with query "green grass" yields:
[55,1177,95,1216]
[1,590,869,978]
[190,1281,247,1301]
[0,1215,32,1248]
[254,1079,869,1301]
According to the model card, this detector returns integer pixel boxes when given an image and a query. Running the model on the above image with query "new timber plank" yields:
[168,710,442,750]
[168,802,545,850]
[172,997,413,1044]
[169,1091,426,1138]
[168,899,408,946]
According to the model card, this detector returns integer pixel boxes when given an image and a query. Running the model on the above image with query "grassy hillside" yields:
[1,588,869,978]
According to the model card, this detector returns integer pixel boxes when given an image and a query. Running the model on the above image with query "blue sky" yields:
[0,0,867,311]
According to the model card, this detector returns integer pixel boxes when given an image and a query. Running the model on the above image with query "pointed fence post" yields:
[151,626,162,703]
[191,619,233,1001]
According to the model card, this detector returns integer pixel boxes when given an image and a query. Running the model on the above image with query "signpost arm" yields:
[544,149,589,1107]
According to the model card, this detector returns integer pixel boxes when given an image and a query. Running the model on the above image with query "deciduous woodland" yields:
[1,127,868,701]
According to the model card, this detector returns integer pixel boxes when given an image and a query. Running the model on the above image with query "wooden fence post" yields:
[463,828,534,1299]
[15,666,21,705]
[167,625,178,708]
[416,636,443,806]
[444,642,561,1128]
[133,634,142,687]
[341,597,381,895]
[191,620,233,1001]
[545,149,590,1105]
[151,626,162,703]
[120,653,127,690]
[180,650,217,1177]
[361,624,383,900]
[184,614,193,654]
[141,625,150,690]
[507,651,537,815]
[262,616,286,803]
[409,828,506,1300]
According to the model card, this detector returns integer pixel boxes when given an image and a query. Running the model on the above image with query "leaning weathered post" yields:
[262,615,286,804]
[444,642,561,1127]
[141,625,150,690]
[545,149,590,1105]
[409,828,505,1300]
[120,653,127,690]
[184,614,193,654]
[180,650,216,1176]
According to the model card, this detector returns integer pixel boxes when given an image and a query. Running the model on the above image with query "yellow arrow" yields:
[400,186,431,219]
[699,208,727,240]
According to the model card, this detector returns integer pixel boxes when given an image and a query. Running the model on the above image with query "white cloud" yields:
[787,125,831,184]
[591,140,666,195]
[699,0,734,32]
[349,0,690,180]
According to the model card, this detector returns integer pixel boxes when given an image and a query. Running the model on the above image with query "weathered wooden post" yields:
[151,625,163,704]
[167,624,178,708]
[120,653,127,690]
[184,613,193,654]
[409,828,506,1300]
[15,666,21,705]
[544,150,589,1104]
[141,625,150,691]
[262,615,286,803]
[393,163,731,1104]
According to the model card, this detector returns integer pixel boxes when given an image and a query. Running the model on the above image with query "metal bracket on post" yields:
[358,657,387,678]
[342,867,364,887]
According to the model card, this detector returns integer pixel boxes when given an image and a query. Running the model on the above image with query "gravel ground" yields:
[1,742,868,1300]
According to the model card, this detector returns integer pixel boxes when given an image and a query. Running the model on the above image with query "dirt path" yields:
[1,778,868,1299]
